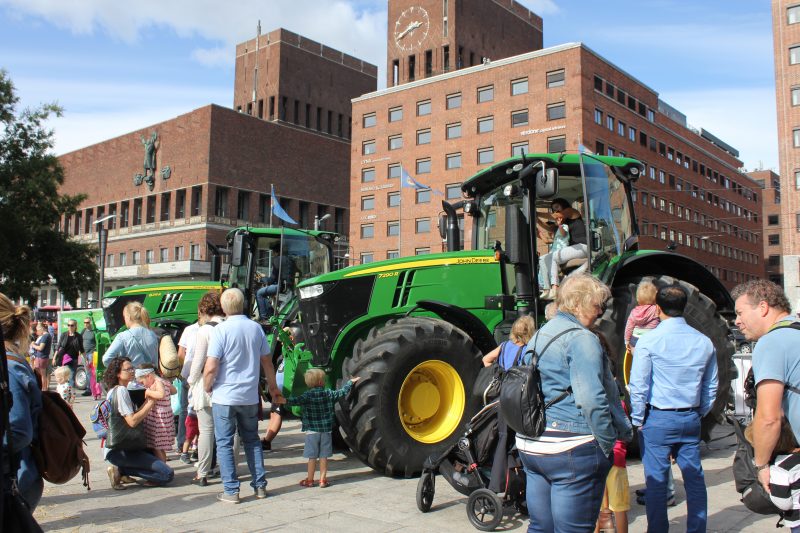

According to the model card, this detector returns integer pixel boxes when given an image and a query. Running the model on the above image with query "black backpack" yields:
[481,341,525,404]
[499,327,580,437]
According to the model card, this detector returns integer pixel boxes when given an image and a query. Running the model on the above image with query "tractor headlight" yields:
[298,284,325,300]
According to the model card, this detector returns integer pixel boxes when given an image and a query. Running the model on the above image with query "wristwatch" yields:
[754,461,770,472]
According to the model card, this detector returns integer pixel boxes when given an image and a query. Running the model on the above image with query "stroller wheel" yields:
[416,470,435,512]
[467,488,503,531]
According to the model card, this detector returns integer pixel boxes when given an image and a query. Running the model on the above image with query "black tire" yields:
[594,275,734,440]
[467,488,504,531]
[74,365,88,390]
[416,470,435,513]
[336,317,484,478]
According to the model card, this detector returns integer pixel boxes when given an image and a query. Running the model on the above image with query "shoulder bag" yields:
[106,386,147,451]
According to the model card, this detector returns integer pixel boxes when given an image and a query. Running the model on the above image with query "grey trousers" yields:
[541,243,588,288]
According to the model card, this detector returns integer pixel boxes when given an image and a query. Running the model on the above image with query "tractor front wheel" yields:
[336,317,483,477]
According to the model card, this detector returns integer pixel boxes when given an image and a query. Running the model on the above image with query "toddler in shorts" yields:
[279,368,359,488]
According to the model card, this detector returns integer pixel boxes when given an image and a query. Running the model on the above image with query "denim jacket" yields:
[523,312,632,456]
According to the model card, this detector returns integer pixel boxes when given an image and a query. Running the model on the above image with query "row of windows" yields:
[360,247,430,264]
[104,245,200,267]
[640,223,759,265]
[237,96,350,139]
[361,218,433,238]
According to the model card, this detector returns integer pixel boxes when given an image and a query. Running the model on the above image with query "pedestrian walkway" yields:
[33,396,775,532]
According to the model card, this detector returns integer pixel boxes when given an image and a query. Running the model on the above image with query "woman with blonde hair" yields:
[517,274,632,531]
[1,293,44,510]
[482,315,535,368]
[102,301,158,368]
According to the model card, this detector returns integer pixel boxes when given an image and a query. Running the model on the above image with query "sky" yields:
[0,0,777,171]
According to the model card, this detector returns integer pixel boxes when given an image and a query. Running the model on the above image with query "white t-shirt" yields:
[179,322,200,379]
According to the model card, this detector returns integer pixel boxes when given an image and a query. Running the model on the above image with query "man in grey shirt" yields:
[81,318,97,396]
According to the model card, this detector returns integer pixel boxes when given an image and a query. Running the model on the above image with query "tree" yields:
[0,70,98,306]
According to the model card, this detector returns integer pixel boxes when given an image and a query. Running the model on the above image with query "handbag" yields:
[482,342,526,404]
[106,387,147,451]
[190,376,211,410]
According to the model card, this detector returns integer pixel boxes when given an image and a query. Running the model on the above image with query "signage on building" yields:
[519,125,566,137]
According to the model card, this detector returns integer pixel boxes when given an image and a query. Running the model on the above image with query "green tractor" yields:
[96,226,340,379]
[291,153,735,477]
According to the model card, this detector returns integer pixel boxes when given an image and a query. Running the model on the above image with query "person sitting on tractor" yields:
[255,243,294,323]
[538,198,588,300]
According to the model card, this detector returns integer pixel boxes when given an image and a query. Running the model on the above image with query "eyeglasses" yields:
[68,324,77,328]
[83,321,91,325]
[121,368,135,373]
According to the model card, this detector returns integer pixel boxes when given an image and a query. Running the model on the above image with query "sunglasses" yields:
[68,324,77,327]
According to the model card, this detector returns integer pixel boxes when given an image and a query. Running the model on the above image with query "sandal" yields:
[319,479,330,488]
[299,479,316,487]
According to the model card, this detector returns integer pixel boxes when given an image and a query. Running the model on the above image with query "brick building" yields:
[772,0,800,309]
[386,0,542,86]
[350,41,764,290]
[749,169,783,286]
[51,29,376,307]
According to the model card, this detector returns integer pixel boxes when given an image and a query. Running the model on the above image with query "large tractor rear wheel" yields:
[336,317,483,477]
[594,275,734,440]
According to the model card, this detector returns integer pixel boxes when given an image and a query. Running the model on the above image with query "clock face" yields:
[394,6,430,52]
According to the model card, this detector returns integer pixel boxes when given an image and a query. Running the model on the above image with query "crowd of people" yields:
[3,273,800,530]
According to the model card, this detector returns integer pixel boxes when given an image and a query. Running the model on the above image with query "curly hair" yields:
[509,315,535,344]
[731,280,791,314]
[103,357,131,390]
[198,290,223,317]
[636,280,658,306]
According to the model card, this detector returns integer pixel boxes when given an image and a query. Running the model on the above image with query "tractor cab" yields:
[459,153,643,315]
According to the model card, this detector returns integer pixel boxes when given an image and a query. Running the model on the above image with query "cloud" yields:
[191,46,229,68]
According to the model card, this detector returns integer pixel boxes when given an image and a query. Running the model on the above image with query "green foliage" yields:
[0,69,98,305]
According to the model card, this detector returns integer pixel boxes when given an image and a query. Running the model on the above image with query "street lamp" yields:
[94,214,117,304]
[314,213,332,231]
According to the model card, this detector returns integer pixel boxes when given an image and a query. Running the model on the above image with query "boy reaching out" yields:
[276,369,359,488]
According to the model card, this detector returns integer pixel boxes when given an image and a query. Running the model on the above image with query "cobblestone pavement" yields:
[33,396,774,532]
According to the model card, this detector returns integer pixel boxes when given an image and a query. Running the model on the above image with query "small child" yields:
[136,364,177,463]
[279,369,359,488]
[482,315,535,368]
[624,280,660,353]
[538,211,570,300]
[181,405,200,464]
[54,366,75,408]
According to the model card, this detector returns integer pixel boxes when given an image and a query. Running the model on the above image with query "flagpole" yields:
[398,193,402,257]
[269,183,274,228]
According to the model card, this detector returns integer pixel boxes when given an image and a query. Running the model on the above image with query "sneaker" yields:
[180,453,192,465]
[635,489,646,497]
[254,486,267,499]
[636,494,677,507]
[217,492,240,504]
[191,476,208,487]
[107,466,126,491]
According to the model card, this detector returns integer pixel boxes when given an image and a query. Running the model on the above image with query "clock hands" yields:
[397,20,422,40]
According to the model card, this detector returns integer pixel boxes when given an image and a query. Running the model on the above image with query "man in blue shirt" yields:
[204,288,282,503]
[732,280,800,522]
[630,284,718,533]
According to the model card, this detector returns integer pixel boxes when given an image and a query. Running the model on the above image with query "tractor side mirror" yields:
[437,214,447,240]
[591,230,603,252]
[535,168,559,198]
[231,232,246,267]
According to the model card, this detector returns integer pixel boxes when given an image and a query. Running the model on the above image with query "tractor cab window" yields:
[581,155,633,268]
[477,183,530,251]
[253,235,330,288]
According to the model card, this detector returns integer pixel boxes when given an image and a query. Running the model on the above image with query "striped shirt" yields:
[770,453,800,527]
[516,428,595,455]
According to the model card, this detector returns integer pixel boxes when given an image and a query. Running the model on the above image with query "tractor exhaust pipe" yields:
[441,200,463,252]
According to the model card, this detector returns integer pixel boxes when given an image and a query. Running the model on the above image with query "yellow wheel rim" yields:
[398,360,465,444]
[623,348,633,385]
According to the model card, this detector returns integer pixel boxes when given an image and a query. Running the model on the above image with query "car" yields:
[729,325,754,354]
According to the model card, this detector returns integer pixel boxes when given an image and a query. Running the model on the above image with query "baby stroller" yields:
[416,401,526,531]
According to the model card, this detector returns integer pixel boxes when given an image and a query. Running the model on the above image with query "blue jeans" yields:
[16,447,43,511]
[176,377,188,449]
[641,409,706,533]
[105,449,174,485]
[256,284,279,320]
[212,403,265,495]
[519,440,612,532]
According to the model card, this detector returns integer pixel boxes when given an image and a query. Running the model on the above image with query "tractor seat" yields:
[562,258,588,275]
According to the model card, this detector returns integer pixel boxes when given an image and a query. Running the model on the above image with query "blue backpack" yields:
[90,399,111,441]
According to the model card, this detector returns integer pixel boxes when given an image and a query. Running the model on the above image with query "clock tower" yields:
[386,0,543,87]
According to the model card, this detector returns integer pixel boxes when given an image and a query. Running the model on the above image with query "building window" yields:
[594,108,603,125]
[446,183,461,200]
[511,109,529,127]
[793,87,800,106]
[477,85,494,103]
[477,116,494,133]
[511,78,528,95]
[768,214,779,225]
[417,129,432,145]
[629,126,636,142]
[360,224,374,239]
[795,170,800,189]
[415,218,431,233]
[769,234,780,245]
[214,187,228,217]
[119,252,127,266]
[547,135,566,153]
[594,75,603,91]
[389,106,403,122]
[417,100,432,116]
[160,248,168,263]
[793,46,800,65]
[416,189,431,203]
[132,251,141,265]
[361,196,375,210]
[174,246,184,261]
[511,142,528,156]
[387,250,400,259]
[388,163,401,179]
[384,132,403,150]
[415,247,431,255]
[191,186,202,216]
[794,129,800,148]
[606,115,615,131]
[446,122,462,139]
[790,5,800,23]
[477,147,494,165]
[363,140,376,155]
[175,189,186,219]
[237,191,250,220]
[190,244,201,260]
[416,158,432,174]
[360,253,374,264]
[146,250,154,264]
[387,221,399,236]
[146,196,156,224]
[546,69,565,88]
[388,192,400,207]
[618,121,626,136]
[547,102,565,121]
[363,112,376,128]
[446,93,461,109]
[362,167,375,183]
[446,152,462,169]
[160,192,171,221]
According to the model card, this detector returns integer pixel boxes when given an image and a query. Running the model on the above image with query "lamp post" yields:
[314,213,332,231]
[94,214,117,304]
